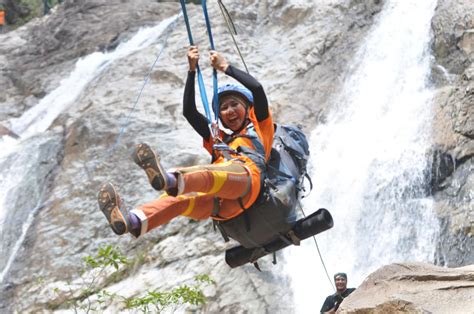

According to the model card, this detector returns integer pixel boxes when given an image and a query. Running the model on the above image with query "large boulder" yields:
[339,262,474,313]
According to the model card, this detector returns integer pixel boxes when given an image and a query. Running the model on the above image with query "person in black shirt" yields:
[320,273,356,313]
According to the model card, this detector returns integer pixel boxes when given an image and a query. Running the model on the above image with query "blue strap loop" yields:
[179,0,219,131]
[179,0,213,126]
[201,0,219,121]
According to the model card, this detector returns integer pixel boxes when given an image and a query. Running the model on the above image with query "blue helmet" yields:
[218,84,253,105]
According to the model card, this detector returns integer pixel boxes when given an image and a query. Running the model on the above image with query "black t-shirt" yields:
[320,288,355,313]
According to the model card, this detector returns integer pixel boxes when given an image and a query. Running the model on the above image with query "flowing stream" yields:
[0,16,178,283]
[284,0,439,312]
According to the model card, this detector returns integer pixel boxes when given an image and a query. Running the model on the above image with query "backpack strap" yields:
[212,196,250,242]
[266,163,295,180]
[300,172,313,197]
[279,135,307,170]
[212,197,230,242]
[253,261,262,271]
[213,220,230,242]
[237,197,251,232]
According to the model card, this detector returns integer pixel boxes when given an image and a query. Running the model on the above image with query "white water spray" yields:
[285,1,439,312]
[0,16,178,283]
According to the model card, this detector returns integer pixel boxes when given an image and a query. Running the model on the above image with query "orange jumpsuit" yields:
[0,10,5,27]
[131,66,273,237]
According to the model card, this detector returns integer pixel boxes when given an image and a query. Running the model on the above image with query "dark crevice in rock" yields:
[437,284,474,291]
[395,273,474,282]
[430,146,473,193]
[430,148,456,192]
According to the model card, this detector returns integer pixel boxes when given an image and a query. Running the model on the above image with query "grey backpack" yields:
[216,124,311,249]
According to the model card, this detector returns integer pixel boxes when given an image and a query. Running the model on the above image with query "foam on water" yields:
[284,1,439,312]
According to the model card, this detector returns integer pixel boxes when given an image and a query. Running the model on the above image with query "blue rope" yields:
[201,0,216,50]
[179,0,214,126]
[201,0,219,122]
[180,0,194,45]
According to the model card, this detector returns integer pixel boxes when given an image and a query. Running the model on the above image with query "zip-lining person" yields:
[98,0,333,269]
[97,47,274,238]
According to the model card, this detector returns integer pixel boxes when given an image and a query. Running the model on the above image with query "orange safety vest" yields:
[203,107,274,210]
[0,10,5,26]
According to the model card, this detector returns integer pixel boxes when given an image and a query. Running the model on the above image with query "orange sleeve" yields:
[248,108,274,161]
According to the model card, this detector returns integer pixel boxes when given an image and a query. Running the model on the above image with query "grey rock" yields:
[431,0,473,74]
[0,124,19,139]
[431,0,474,266]
[339,262,474,314]
[0,129,63,279]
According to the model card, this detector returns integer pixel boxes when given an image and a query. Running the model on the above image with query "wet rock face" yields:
[0,130,63,312]
[0,0,179,120]
[431,0,473,267]
[431,0,473,74]
[0,130,63,273]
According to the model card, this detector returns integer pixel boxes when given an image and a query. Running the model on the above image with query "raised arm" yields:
[183,46,211,141]
[210,51,269,122]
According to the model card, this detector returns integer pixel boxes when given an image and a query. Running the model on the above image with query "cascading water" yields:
[0,16,178,283]
[284,0,439,312]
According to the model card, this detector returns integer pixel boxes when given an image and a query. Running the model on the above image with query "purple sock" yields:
[166,172,177,188]
[128,212,141,237]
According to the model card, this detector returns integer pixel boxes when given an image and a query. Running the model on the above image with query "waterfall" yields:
[284,0,439,312]
[10,15,179,139]
[0,16,178,283]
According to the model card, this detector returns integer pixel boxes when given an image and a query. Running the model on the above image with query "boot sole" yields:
[98,183,128,235]
[133,143,167,191]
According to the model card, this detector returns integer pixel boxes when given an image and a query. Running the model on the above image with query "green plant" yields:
[82,245,128,271]
[50,245,127,312]
[124,275,214,313]
[53,245,214,313]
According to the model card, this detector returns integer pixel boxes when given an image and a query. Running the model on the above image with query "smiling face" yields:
[335,276,348,293]
[219,95,248,131]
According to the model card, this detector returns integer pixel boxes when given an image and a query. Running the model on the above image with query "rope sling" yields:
[179,0,219,140]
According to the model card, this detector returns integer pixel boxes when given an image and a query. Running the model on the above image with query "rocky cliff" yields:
[0,0,472,313]
[430,0,473,267]
[339,262,474,313]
